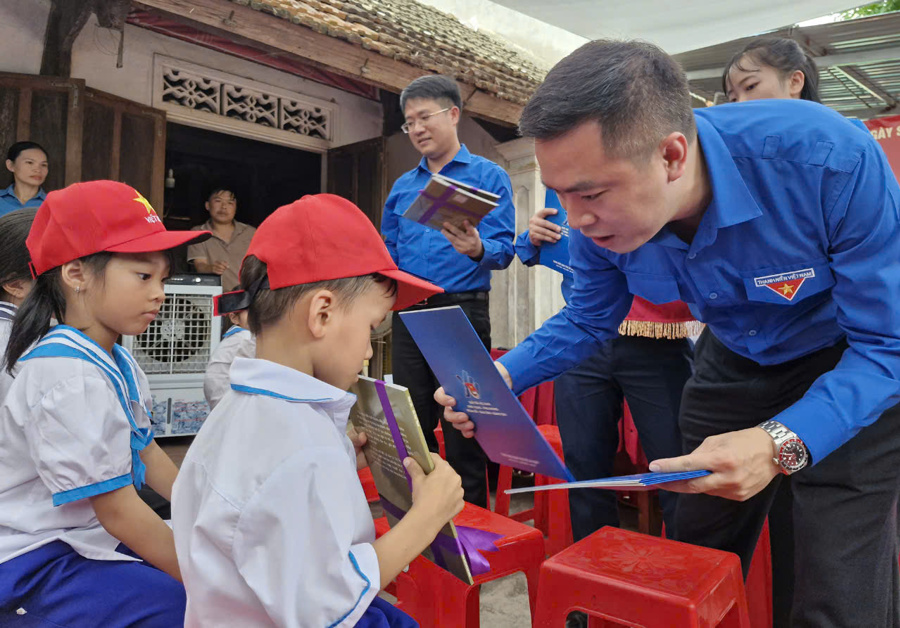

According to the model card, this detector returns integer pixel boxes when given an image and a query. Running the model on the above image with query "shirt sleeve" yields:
[233,449,379,627]
[187,230,209,262]
[475,166,516,270]
[774,142,900,463]
[24,372,134,506]
[381,182,402,264]
[515,230,540,267]
[499,229,633,393]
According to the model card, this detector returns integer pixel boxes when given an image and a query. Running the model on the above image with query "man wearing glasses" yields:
[381,75,515,507]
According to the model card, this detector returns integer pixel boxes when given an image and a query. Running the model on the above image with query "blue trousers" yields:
[0,541,185,627]
[554,335,693,541]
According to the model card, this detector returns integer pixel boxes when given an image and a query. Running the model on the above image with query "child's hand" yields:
[348,428,368,470]
[405,454,464,527]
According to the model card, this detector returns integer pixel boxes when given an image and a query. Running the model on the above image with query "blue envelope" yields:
[538,191,574,278]
[399,306,574,481]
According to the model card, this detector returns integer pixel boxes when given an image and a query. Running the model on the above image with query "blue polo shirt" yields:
[0,185,45,218]
[381,145,515,294]
[501,99,900,465]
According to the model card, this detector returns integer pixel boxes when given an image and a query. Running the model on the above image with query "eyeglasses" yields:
[401,107,451,134]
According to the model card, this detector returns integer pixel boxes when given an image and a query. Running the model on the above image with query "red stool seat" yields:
[534,526,751,627]
[394,502,546,627]
[358,467,379,503]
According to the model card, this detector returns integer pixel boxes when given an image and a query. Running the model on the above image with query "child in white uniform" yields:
[0,208,36,400]
[204,310,255,410]
[0,181,210,626]
[172,194,464,627]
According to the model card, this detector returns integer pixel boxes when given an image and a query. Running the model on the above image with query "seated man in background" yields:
[188,188,255,292]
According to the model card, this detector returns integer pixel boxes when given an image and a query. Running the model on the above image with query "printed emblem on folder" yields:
[456,370,481,399]
[753,268,815,302]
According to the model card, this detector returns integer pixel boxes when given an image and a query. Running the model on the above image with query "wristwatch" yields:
[758,420,809,475]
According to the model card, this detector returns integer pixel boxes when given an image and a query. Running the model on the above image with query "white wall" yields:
[0,1,383,148]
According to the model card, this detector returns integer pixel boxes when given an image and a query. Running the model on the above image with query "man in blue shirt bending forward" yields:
[381,75,515,507]
[440,41,900,625]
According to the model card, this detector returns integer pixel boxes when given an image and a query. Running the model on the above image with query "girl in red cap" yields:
[172,194,464,627]
[0,181,210,626]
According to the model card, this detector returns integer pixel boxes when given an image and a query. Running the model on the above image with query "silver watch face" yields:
[779,438,808,472]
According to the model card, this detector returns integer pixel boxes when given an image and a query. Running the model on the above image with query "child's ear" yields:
[2,279,31,301]
[306,289,335,339]
[60,260,88,293]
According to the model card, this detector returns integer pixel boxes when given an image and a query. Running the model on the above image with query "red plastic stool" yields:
[495,424,573,555]
[533,526,751,627]
[394,502,546,627]
[358,467,379,503]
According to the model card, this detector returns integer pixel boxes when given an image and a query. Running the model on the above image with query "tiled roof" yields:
[230,0,547,106]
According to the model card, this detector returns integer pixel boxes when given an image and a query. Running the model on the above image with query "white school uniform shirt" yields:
[203,326,255,410]
[172,358,379,628]
[0,326,154,564]
[0,302,18,400]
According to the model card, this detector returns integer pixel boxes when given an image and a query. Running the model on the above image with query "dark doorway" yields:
[162,123,321,230]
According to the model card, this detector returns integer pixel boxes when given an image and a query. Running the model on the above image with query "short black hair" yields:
[239,255,397,336]
[208,187,237,202]
[723,38,821,103]
[519,39,696,160]
[7,141,48,163]
[400,75,462,112]
[0,208,37,302]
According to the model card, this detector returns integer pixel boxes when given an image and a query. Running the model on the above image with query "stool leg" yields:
[494,466,513,516]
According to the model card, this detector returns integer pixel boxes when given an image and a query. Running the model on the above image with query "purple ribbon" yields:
[380,496,501,577]
[418,185,485,226]
[374,379,502,577]
[374,380,413,490]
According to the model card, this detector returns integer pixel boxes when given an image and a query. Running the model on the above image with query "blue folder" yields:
[537,191,573,278]
[400,306,574,481]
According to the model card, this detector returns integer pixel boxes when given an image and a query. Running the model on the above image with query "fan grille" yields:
[131,295,214,374]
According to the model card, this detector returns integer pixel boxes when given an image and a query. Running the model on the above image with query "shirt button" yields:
[709,292,718,299]
[748,330,758,337]
[688,252,697,259]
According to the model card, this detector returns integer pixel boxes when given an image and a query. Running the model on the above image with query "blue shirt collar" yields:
[230,357,356,409]
[416,144,473,174]
[1,184,46,202]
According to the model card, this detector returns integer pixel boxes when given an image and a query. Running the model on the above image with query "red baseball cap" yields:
[216,194,441,313]
[27,180,210,276]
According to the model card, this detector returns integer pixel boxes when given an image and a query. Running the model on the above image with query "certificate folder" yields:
[399,306,574,481]
[538,191,574,278]
[503,470,712,495]
[403,173,499,232]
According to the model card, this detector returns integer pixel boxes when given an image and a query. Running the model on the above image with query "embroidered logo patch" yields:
[753,268,815,302]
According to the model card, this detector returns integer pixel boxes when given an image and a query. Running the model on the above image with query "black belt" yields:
[412,290,489,308]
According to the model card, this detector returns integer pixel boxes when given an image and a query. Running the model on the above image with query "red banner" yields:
[865,115,900,181]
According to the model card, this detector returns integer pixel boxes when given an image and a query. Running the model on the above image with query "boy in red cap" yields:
[0,180,210,625]
[172,194,465,627]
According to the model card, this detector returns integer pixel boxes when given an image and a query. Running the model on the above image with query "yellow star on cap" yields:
[133,191,157,216]
[779,284,795,296]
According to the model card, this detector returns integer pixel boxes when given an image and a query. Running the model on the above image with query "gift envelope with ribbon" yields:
[351,376,503,584]
[402,173,499,232]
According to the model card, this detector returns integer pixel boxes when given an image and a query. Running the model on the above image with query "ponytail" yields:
[5,253,112,374]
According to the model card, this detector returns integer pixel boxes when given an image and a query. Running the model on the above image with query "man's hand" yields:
[212,260,229,275]
[649,427,780,501]
[434,361,512,438]
[528,207,563,248]
[442,220,484,259]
